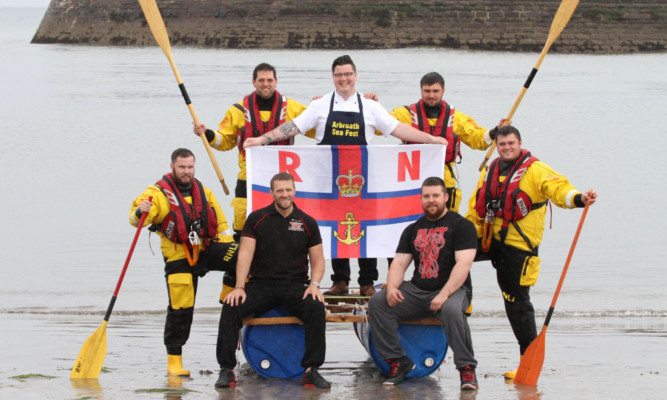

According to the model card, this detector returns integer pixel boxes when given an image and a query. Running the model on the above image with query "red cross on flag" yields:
[246,145,445,258]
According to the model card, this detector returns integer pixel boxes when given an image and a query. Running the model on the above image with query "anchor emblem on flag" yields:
[334,212,365,246]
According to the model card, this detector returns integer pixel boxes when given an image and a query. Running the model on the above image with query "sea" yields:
[0,7,665,400]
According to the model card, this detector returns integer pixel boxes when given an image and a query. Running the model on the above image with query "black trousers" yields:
[163,241,238,355]
[330,258,378,286]
[216,281,326,369]
[490,241,538,354]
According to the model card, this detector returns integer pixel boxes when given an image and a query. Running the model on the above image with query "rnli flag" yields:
[246,145,445,258]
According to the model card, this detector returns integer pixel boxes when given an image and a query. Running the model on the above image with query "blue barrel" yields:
[355,313,448,378]
[241,307,305,379]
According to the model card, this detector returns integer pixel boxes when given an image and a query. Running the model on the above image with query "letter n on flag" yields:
[246,145,445,258]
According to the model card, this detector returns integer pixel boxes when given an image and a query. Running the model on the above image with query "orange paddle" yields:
[514,201,591,385]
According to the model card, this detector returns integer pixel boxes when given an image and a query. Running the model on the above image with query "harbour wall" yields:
[31,0,667,53]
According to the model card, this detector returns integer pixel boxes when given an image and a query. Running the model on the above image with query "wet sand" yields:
[1,310,664,400]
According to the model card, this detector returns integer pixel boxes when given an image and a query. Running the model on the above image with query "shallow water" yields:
[2,311,665,399]
[1,7,666,400]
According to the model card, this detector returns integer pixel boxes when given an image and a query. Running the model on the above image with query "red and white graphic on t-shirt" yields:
[414,227,447,279]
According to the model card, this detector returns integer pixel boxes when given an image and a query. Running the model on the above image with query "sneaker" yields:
[359,285,376,297]
[215,368,236,388]
[323,281,349,296]
[302,367,331,388]
[382,356,415,385]
[459,365,478,390]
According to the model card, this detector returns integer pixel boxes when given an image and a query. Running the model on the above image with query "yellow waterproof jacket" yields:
[209,97,314,181]
[465,159,582,252]
[129,184,233,262]
[392,106,492,188]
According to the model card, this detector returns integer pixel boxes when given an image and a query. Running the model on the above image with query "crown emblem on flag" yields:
[336,170,364,197]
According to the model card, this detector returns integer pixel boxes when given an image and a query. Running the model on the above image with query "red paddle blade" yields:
[514,328,547,385]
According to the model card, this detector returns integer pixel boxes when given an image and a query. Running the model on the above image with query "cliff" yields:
[31,0,667,53]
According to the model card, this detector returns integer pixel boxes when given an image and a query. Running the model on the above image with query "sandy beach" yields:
[1,308,664,400]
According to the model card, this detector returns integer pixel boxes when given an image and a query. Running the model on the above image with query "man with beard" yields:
[242,55,447,299]
[465,125,597,379]
[193,63,314,242]
[392,72,506,212]
[130,148,239,376]
[368,177,479,390]
[215,172,329,389]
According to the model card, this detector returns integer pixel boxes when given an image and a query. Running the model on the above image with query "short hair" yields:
[171,148,195,162]
[253,63,277,81]
[496,125,522,141]
[332,55,356,73]
[270,172,295,190]
[420,72,445,88]
[421,176,447,195]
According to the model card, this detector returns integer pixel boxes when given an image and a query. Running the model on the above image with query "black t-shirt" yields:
[242,202,322,282]
[396,211,477,292]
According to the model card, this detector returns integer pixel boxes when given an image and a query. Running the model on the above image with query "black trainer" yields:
[302,367,331,388]
[382,356,415,385]
[215,368,236,388]
[459,365,478,390]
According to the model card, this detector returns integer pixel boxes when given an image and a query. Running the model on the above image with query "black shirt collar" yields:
[256,92,276,111]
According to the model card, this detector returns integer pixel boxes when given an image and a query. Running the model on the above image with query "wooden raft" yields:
[242,299,444,326]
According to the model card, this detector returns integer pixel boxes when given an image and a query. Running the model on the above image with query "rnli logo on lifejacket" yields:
[163,188,179,206]
[289,220,304,232]
[517,197,529,217]
[410,110,419,126]
[510,167,528,183]
[280,96,287,120]
[165,221,175,238]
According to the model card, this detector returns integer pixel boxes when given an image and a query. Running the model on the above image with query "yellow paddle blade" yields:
[514,329,547,385]
[70,321,108,379]
[138,0,172,58]
[546,0,581,47]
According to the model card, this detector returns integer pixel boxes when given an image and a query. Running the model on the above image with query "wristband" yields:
[310,281,320,288]
[235,286,245,290]
[204,129,215,142]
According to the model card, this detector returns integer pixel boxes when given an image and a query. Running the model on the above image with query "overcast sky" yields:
[0,0,49,7]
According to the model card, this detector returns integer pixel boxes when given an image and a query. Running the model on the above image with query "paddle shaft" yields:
[103,195,152,321]
[479,0,580,171]
[70,196,153,379]
[138,0,229,195]
[513,201,590,386]
[542,201,590,327]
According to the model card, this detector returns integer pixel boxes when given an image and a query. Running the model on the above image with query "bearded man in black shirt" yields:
[369,176,479,391]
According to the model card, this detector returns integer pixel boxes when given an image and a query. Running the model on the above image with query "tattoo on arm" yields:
[279,121,299,139]
[262,121,300,145]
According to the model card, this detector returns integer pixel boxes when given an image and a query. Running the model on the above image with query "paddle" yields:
[70,196,153,379]
[513,201,591,386]
[138,0,230,195]
[478,0,580,171]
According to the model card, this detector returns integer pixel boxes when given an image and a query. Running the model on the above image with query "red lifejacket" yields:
[154,174,218,246]
[403,100,461,163]
[474,149,547,249]
[236,91,290,155]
